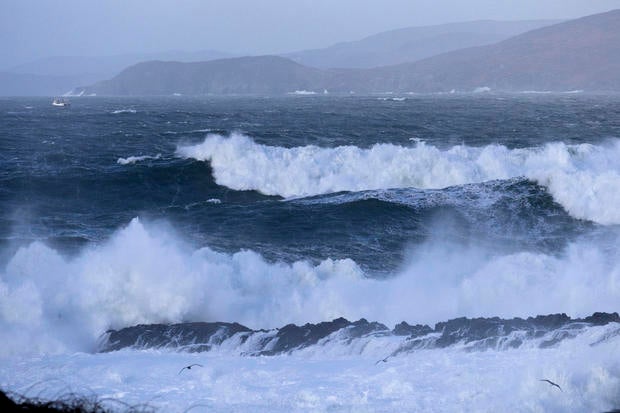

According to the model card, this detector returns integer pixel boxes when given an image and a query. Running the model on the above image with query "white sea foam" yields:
[177,133,620,224]
[1,213,619,409]
[110,108,137,114]
[117,154,161,165]
[0,323,618,412]
[289,90,317,95]
[1,218,619,357]
[473,86,492,93]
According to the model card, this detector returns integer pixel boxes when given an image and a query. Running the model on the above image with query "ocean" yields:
[0,94,619,412]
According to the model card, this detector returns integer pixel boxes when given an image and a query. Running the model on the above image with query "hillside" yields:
[7,50,233,78]
[0,50,232,96]
[285,19,558,69]
[79,56,326,96]
[370,9,620,92]
[76,10,620,96]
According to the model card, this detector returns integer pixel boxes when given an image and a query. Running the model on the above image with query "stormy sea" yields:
[0,94,619,412]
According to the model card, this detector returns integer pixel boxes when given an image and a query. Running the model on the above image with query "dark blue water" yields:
[1,95,618,273]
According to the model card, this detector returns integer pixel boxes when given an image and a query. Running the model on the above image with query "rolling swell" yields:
[0,156,591,271]
[159,177,589,272]
[296,178,586,246]
[0,158,271,255]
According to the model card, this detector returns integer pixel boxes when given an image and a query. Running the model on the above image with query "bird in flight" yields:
[540,379,562,391]
[179,364,204,375]
[375,356,391,365]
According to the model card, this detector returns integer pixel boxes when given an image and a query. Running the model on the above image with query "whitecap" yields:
[177,133,620,225]
[110,109,137,114]
[289,90,317,95]
[117,154,161,165]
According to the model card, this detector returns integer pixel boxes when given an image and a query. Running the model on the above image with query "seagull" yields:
[540,379,562,391]
[375,356,391,365]
[179,364,204,375]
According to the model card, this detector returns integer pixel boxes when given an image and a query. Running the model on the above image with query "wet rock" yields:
[392,322,433,337]
[99,312,620,354]
[100,322,251,352]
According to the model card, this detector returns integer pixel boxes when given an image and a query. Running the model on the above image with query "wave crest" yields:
[110,108,137,114]
[177,134,620,224]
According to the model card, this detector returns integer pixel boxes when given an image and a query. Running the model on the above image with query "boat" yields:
[52,98,70,107]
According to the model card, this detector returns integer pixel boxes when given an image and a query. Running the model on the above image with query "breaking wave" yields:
[1,217,619,356]
[177,133,620,224]
[110,108,137,114]
[117,154,161,165]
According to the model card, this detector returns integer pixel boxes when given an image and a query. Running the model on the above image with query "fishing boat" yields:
[52,98,70,107]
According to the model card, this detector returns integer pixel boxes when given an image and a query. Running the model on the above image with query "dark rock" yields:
[98,311,620,354]
[257,318,390,355]
[348,318,390,337]
[392,322,433,337]
[582,312,620,325]
[434,317,509,348]
[100,322,251,352]
[525,313,570,329]
[259,318,351,355]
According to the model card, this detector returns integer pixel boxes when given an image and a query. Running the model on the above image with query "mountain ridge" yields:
[0,50,233,96]
[84,55,326,95]
[285,19,560,69]
[50,10,620,96]
[366,8,620,92]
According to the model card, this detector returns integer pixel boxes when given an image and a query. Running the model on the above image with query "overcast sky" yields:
[1,0,619,68]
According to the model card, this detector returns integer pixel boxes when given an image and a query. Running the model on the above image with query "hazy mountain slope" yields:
[0,50,232,96]
[77,10,620,95]
[80,56,326,96]
[7,50,233,78]
[370,9,620,92]
[285,20,559,69]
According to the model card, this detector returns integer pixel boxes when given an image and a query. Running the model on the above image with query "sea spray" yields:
[1,218,619,356]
